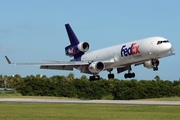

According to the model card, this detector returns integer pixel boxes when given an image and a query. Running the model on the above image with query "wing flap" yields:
[40,65,73,70]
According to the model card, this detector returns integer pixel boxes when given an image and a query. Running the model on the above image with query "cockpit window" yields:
[157,40,169,45]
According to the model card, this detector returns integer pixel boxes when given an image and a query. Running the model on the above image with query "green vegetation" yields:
[1,74,180,100]
[0,102,180,120]
[0,93,22,97]
[0,93,78,99]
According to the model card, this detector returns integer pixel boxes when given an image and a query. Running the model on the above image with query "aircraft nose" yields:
[161,42,172,53]
[166,43,172,51]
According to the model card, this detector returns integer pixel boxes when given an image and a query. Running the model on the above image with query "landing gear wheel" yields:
[131,73,135,78]
[108,74,114,79]
[89,76,94,81]
[153,67,158,71]
[95,75,100,80]
[124,73,135,79]
[89,75,100,81]
[124,73,128,79]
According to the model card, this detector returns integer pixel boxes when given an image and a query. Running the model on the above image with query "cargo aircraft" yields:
[5,24,175,81]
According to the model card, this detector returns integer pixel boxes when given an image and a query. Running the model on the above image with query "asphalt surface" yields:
[1,98,180,106]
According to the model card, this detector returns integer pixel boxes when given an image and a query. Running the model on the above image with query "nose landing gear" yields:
[152,59,159,71]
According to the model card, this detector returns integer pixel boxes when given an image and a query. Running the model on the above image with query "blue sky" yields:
[0,0,179,80]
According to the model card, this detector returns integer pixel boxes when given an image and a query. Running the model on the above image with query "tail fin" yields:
[65,24,79,45]
[65,24,85,61]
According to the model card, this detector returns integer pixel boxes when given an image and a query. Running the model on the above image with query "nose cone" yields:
[159,43,172,56]
[164,43,172,52]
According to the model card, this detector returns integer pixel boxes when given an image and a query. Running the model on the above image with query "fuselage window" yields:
[162,40,169,43]
[157,41,162,45]
[157,40,169,45]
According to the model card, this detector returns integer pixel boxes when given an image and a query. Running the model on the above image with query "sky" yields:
[0,0,179,80]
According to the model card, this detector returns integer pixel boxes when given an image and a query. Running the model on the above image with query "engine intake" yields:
[144,59,160,69]
[88,61,105,74]
[78,42,90,52]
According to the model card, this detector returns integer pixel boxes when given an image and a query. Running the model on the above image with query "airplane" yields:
[5,24,175,81]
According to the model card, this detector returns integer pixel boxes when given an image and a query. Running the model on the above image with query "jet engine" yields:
[144,59,160,69]
[65,42,90,57]
[88,61,105,74]
[77,42,90,52]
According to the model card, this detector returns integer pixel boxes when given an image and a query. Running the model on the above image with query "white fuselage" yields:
[81,37,172,70]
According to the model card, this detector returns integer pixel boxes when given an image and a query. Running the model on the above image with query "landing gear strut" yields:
[107,69,114,79]
[152,59,159,71]
[124,65,135,79]
[89,75,100,81]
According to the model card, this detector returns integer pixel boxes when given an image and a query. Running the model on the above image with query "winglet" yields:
[5,56,12,64]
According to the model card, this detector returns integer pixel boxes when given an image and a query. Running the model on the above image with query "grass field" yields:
[0,102,180,120]
[1,94,180,120]
[0,93,78,99]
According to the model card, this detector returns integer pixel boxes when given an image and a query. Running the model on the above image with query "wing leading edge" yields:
[5,56,89,71]
[5,56,115,71]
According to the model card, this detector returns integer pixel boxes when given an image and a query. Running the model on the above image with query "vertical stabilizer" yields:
[65,24,79,45]
[65,24,85,61]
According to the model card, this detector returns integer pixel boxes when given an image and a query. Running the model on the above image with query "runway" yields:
[1,98,180,106]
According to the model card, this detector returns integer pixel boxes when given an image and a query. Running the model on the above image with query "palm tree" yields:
[14,74,21,81]
[3,75,8,88]
[66,73,74,82]
[36,74,42,78]
[81,75,87,80]
[154,75,160,82]
[42,75,47,80]
[0,74,2,81]
[55,75,66,83]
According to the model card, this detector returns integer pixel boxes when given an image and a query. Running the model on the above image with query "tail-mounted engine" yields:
[144,59,160,69]
[65,42,90,57]
[88,61,105,74]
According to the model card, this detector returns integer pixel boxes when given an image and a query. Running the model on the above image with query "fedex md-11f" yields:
[5,24,175,81]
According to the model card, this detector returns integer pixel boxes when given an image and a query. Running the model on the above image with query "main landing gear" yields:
[124,65,135,79]
[108,69,115,79]
[89,75,100,81]
[89,69,115,81]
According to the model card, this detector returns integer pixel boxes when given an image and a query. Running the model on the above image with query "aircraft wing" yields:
[5,56,115,71]
[5,56,89,71]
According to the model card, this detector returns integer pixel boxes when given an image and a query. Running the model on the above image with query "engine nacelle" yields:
[77,42,90,52]
[65,42,90,57]
[88,61,105,74]
[144,59,160,69]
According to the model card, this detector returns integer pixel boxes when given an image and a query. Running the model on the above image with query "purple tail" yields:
[65,24,85,61]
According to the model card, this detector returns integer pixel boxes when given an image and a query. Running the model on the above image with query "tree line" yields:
[0,74,180,100]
